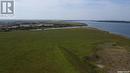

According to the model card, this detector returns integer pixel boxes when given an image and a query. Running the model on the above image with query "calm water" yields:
[70,20,130,38]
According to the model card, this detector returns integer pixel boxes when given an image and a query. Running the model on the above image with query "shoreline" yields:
[43,26,130,40]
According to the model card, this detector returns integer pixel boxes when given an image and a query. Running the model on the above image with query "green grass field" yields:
[0,28,130,73]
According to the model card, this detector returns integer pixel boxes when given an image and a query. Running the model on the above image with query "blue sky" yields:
[1,0,130,20]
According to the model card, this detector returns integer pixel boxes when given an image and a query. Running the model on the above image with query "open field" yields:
[0,28,130,73]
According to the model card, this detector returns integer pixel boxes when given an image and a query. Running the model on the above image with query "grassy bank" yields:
[0,28,130,73]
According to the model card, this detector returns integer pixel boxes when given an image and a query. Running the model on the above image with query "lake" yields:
[68,20,130,38]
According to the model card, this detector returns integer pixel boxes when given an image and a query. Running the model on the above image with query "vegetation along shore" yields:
[0,21,130,73]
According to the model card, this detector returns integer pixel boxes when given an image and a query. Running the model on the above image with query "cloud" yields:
[0,0,130,20]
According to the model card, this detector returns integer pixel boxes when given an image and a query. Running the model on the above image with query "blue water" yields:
[70,20,130,38]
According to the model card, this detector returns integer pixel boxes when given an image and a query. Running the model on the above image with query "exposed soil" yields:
[96,43,130,73]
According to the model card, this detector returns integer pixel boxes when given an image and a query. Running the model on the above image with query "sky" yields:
[1,0,130,20]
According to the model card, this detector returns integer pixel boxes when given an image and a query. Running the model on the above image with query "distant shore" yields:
[96,20,130,23]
